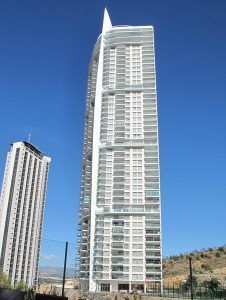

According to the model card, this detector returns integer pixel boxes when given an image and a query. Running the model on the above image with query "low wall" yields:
[0,288,25,300]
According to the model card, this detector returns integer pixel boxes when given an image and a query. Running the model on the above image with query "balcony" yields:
[112,237,124,242]
[93,251,103,257]
[146,275,161,280]
[112,250,124,257]
[146,230,160,235]
[112,244,124,249]
[146,259,161,265]
[146,245,161,250]
[95,229,104,235]
[112,229,124,235]
[111,274,129,280]
[99,207,160,215]
[146,268,161,273]
[93,274,109,280]
[146,191,160,197]
[146,252,161,258]
[113,221,124,226]
[146,224,160,229]
[146,237,161,242]
[145,200,159,205]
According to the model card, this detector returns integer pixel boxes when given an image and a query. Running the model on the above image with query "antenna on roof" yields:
[28,133,32,142]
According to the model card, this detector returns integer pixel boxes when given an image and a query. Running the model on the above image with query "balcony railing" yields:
[99,207,160,214]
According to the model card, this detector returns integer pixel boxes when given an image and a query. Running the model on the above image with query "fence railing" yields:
[37,238,78,297]
[1,237,226,300]
[147,283,226,299]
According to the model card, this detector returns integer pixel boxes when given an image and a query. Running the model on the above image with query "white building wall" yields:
[0,142,51,288]
[78,9,162,293]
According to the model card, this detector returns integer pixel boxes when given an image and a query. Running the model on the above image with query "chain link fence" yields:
[1,237,226,299]
[37,238,78,297]
[146,283,226,299]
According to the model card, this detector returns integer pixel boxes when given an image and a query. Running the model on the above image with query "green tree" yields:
[14,280,27,291]
[181,275,198,292]
[218,247,224,252]
[201,263,212,272]
[24,288,35,300]
[202,278,220,294]
[0,272,11,289]
[215,251,221,257]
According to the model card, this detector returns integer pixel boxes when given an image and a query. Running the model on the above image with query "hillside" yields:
[163,246,226,285]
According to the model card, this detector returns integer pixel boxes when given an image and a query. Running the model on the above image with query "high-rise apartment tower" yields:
[0,141,51,287]
[77,9,162,293]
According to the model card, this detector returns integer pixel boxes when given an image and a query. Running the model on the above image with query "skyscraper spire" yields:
[102,8,112,33]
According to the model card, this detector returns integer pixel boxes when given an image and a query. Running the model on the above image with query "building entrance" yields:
[118,284,129,292]
[131,284,144,292]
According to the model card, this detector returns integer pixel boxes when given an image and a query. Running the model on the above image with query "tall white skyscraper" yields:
[0,141,51,287]
[77,9,162,293]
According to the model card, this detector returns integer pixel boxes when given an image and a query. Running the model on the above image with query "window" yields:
[132,274,143,280]
[132,266,143,272]
[132,259,143,264]
[101,283,110,292]
[108,48,116,87]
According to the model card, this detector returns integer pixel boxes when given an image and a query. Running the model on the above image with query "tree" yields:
[0,272,11,289]
[215,251,221,257]
[218,246,224,252]
[181,275,198,292]
[14,280,27,291]
[202,278,220,294]
[201,263,212,272]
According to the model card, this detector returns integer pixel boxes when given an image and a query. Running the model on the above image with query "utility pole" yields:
[62,242,68,297]
[189,257,194,300]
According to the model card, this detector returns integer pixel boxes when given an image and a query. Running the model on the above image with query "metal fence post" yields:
[189,257,194,300]
[62,241,68,297]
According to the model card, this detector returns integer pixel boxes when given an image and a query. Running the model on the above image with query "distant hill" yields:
[39,246,226,286]
[163,246,226,285]
[39,266,75,278]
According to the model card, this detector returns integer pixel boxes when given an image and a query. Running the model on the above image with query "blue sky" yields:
[0,0,226,257]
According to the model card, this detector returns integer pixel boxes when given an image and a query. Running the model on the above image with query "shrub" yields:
[0,272,11,289]
[215,252,221,257]
[202,278,220,294]
[14,280,27,291]
[181,275,198,292]
[171,255,179,261]
[218,247,224,252]
[201,263,212,272]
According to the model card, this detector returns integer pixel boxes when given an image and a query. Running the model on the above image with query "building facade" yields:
[0,141,51,287]
[77,9,162,293]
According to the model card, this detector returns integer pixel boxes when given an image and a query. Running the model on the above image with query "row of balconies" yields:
[97,199,156,206]
[92,273,160,280]
[100,206,160,214]
[94,221,160,228]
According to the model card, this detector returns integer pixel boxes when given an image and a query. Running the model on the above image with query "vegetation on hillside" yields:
[0,271,34,299]
[163,246,226,285]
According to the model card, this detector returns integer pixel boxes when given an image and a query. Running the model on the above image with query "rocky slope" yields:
[163,246,226,285]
